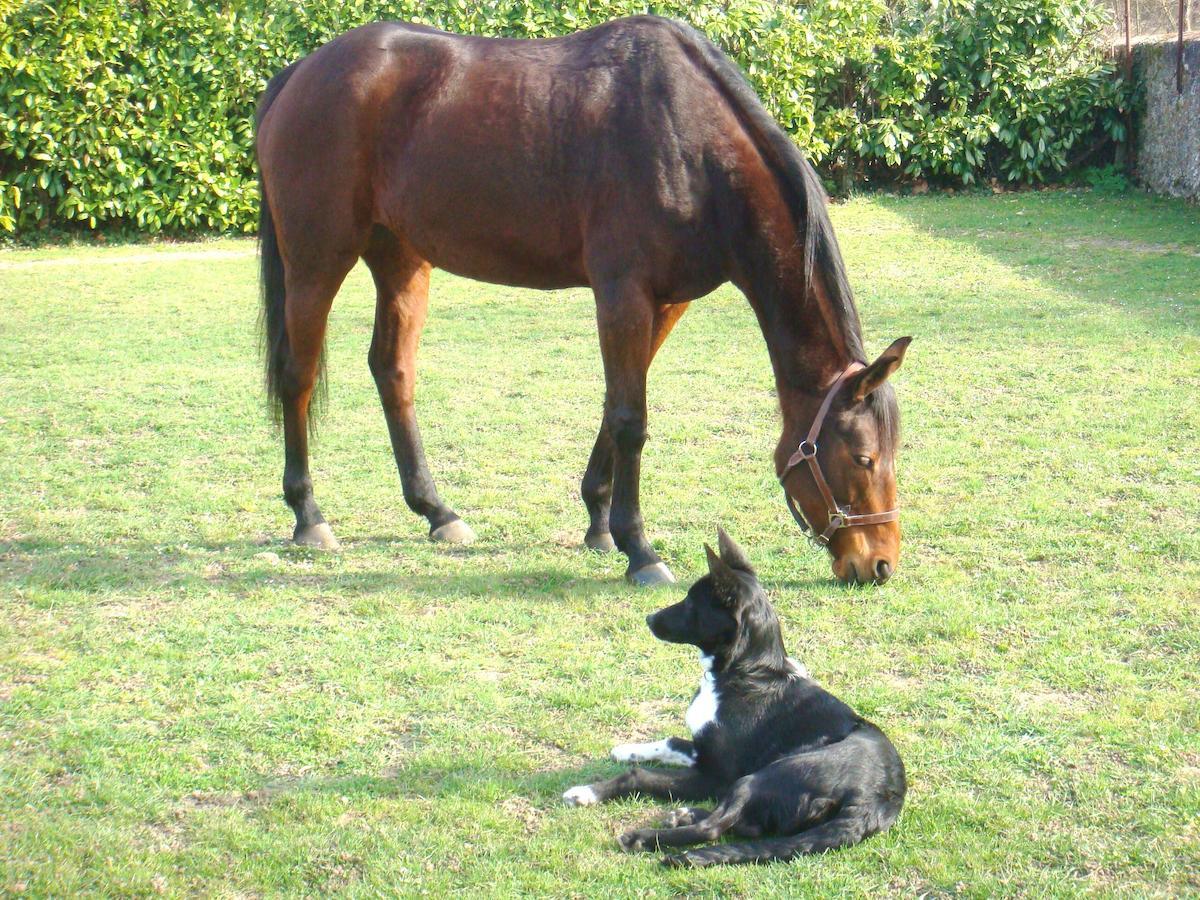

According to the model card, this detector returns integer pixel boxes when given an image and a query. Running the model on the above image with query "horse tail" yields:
[255,61,311,425]
[663,804,891,868]
[664,20,864,355]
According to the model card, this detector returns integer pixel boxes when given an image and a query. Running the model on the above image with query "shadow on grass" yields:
[182,759,637,812]
[875,192,1200,335]
[0,537,649,603]
[280,763,607,799]
[2,532,844,603]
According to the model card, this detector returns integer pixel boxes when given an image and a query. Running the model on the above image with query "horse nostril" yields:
[874,559,893,583]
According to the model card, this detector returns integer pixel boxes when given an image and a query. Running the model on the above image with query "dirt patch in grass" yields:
[500,796,546,835]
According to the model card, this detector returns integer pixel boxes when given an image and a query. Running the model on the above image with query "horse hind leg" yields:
[277,264,356,549]
[364,231,473,544]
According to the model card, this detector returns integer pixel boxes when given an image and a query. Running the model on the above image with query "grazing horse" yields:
[256,15,911,586]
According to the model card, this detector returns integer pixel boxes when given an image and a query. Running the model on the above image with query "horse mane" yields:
[664,19,866,363]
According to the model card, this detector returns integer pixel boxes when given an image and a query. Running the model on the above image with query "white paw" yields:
[787,657,810,679]
[562,785,599,806]
[611,743,645,763]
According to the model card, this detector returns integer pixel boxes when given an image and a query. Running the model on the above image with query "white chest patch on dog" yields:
[686,653,719,735]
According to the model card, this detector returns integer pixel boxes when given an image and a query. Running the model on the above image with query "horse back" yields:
[257,17,746,294]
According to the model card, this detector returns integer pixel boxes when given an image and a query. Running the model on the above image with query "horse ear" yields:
[850,337,912,403]
[716,526,755,575]
[705,543,742,605]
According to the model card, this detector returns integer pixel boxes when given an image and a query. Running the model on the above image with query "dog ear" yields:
[705,543,743,606]
[716,527,755,575]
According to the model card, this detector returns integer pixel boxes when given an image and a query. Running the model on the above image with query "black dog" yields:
[563,529,906,867]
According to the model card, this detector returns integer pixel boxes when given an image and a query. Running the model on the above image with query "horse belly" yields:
[383,139,715,293]
[392,185,589,289]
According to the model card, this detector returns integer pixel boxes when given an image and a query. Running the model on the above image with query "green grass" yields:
[1,189,1198,897]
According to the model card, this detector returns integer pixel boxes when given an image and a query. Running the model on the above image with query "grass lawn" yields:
[1,189,1198,897]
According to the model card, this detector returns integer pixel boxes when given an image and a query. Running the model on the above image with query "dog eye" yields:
[854,455,874,469]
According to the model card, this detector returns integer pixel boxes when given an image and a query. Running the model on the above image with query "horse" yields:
[255,15,911,586]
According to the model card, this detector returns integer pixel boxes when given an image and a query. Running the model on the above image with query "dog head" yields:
[646,528,787,672]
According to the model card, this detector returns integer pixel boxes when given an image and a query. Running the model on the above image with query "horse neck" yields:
[731,224,861,442]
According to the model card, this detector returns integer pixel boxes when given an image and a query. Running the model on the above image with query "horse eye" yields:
[854,455,874,469]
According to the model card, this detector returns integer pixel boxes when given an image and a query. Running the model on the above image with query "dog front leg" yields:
[610,737,695,767]
[563,766,725,806]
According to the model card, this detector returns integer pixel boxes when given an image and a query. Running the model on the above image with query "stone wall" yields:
[1132,38,1200,200]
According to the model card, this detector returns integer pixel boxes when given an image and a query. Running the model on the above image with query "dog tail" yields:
[662,804,894,868]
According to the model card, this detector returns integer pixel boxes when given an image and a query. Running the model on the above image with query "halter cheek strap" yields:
[780,362,900,545]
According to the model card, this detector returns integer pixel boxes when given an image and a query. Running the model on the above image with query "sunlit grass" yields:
[1,189,1197,896]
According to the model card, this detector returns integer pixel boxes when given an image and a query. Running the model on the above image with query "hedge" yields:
[0,0,1126,235]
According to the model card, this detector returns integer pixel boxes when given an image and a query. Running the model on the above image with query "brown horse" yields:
[256,16,910,586]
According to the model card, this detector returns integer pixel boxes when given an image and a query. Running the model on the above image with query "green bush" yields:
[0,0,1125,235]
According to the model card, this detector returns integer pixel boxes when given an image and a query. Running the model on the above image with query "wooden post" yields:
[1124,0,1132,81]
[1115,0,1133,169]
[1179,0,1186,94]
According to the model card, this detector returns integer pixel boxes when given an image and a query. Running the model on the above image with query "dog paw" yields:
[562,785,599,806]
[617,829,655,853]
[663,808,698,828]
[663,850,717,868]
[610,743,645,763]
[611,740,694,767]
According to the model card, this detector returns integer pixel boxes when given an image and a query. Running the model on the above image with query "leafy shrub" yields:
[1077,163,1132,193]
[0,0,1125,235]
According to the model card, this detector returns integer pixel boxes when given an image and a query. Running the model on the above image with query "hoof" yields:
[627,562,676,587]
[430,518,476,545]
[584,531,616,552]
[293,522,340,551]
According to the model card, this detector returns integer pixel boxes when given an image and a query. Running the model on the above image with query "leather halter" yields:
[779,361,900,545]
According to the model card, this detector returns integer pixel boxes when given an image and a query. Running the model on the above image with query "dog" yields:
[562,528,906,867]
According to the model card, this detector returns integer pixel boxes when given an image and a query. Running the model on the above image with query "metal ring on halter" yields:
[797,440,818,459]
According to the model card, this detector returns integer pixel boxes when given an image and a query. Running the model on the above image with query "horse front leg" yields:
[592,281,675,586]
[580,421,617,552]
[581,301,689,560]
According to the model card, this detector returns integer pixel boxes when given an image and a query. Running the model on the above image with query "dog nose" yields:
[645,614,654,627]
[874,559,893,583]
